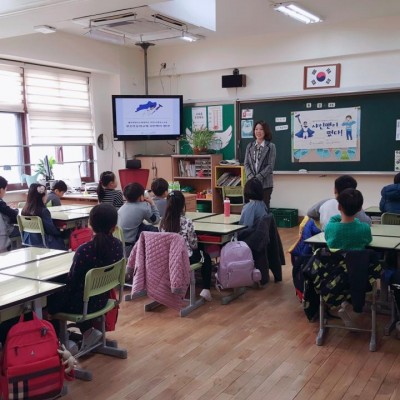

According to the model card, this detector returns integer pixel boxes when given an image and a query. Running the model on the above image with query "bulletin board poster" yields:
[291,107,361,162]
[181,104,235,159]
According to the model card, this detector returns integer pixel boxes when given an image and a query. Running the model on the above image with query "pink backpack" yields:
[216,241,261,289]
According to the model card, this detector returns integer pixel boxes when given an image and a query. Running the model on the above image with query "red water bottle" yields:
[224,198,231,217]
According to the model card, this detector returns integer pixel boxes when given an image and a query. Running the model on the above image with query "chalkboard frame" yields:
[237,89,400,173]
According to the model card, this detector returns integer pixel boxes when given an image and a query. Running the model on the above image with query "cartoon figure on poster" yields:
[294,114,315,139]
[291,107,360,162]
[342,115,356,140]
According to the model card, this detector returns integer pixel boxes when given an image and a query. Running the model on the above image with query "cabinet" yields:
[135,155,173,187]
[215,165,246,213]
[171,154,223,213]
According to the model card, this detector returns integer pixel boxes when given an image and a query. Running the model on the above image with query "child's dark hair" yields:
[123,182,144,202]
[253,120,272,141]
[97,171,116,201]
[0,176,8,190]
[337,188,363,217]
[22,183,46,216]
[244,178,263,202]
[89,203,118,261]
[160,191,185,233]
[52,180,68,192]
[334,175,357,194]
[394,173,400,184]
[151,178,169,197]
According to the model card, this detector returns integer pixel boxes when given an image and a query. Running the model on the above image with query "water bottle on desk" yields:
[224,198,231,217]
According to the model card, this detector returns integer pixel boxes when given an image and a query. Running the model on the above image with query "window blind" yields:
[0,64,24,113]
[25,67,94,145]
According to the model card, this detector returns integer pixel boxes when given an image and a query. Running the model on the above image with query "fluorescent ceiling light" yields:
[180,32,199,42]
[274,3,322,24]
[34,25,57,34]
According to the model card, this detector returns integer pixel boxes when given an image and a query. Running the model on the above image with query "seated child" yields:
[47,180,68,206]
[324,188,372,251]
[118,182,160,257]
[379,172,400,213]
[0,176,19,252]
[307,174,371,230]
[160,190,213,301]
[48,203,124,343]
[151,178,169,218]
[239,178,268,229]
[324,188,374,327]
[97,171,124,209]
[21,183,65,250]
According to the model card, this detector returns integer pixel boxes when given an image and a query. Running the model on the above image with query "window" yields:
[0,62,95,190]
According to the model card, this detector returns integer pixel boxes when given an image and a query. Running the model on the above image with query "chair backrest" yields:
[17,202,26,208]
[118,169,150,191]
[17,215,47,247]
[381,212,400,225]
[21,173,41,187]
[82,258,126,315]
[113,225,126,254]
[222,186,244,206]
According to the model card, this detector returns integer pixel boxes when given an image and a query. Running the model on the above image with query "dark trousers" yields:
[190,248,212,290]
[263,187,273,210]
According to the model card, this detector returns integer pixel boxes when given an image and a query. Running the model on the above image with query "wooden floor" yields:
[67,227,400,400]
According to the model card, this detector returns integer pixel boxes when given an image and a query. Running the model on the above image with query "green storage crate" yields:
[271,208,298,228]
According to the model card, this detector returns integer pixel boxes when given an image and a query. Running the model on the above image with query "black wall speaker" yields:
[222,74,246,88]
[126,159,142,169]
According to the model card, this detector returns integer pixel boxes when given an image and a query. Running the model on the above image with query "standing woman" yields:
[243,120,276,209]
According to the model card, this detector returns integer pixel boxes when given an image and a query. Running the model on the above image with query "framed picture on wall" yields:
[304,64,341,90]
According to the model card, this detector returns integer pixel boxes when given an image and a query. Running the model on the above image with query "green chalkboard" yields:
[238,91,400,172]
[181,104,235,160]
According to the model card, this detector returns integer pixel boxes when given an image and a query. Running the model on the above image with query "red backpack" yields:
[69,227,92,251]
[0,313,64,400]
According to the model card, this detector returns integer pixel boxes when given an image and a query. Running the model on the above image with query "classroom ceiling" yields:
[1,0,400,47]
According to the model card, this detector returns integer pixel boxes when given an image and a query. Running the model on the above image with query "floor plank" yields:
[65,226,400,400]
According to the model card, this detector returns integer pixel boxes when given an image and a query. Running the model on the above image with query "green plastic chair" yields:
[381,212,400,225]
[51,258,127,381]
[112,225,126,255]
[17,215,47,248]
[222,186,245,206]
[17,202,25,208]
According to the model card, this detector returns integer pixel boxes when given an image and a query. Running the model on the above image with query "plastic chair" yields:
[112,225,125,254]
[21,173,40,187]
[51,258,127,381]
[381,212,400,225]
[124,232,206,317]
[17,202,25,208]
[222,186,244,207]
[312,249,381,352]
[17,215,47,248]
[118,168,150,191]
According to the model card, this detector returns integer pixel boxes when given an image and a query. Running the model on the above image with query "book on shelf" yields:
[217,172,230,186]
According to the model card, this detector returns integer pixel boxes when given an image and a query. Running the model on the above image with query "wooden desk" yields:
[371,224,400,237]
[197,214,241,224]
[0,274,64,317]
[62,193,98,205]
[0,247,67,270]
[365,206,382,216]
[305,232,400,250]
[194,222,246,245]
[185,211,216,221]
[51,211,90,230]
[0,252,74,281]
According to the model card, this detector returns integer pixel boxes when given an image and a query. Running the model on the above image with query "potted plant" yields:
[184,126,215,154]
[35,156,56,180]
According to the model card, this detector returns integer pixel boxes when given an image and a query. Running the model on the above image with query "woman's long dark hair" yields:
[22,183,47,216]
[97,171,116,201]
[159,190,185,233]
[89,203,118,261]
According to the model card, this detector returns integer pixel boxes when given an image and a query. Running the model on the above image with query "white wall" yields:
[145,14,400,215]
[1,15,400,212]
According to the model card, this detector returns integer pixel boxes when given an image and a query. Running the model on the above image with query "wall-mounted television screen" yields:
[112,95,183,141]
